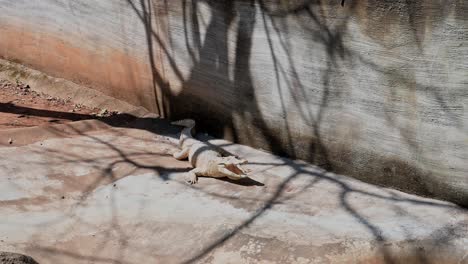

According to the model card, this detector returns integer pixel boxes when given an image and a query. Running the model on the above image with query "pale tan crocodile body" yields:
[171,119,248,184]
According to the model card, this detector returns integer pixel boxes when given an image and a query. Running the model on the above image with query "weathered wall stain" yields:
[0,25,157,112]
[0,0,466,206]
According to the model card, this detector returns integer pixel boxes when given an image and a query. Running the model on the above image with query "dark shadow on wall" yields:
[125,0,170,117]
[256,0,356,168]
[125,0,302,160]
[163,0,350,167]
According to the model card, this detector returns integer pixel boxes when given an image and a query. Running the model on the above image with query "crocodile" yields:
[171,119,248,184]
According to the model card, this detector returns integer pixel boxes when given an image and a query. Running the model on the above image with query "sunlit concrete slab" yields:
[0,120,467,264]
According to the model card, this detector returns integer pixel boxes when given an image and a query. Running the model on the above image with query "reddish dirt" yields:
[0,79,115,130]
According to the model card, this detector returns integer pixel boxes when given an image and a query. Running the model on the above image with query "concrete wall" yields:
[0,0,467,206]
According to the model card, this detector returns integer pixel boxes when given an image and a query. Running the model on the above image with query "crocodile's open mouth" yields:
[225,163,248,176]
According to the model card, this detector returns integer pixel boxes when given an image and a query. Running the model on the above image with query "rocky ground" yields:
[0,79,117,130]
[0,251,39,264]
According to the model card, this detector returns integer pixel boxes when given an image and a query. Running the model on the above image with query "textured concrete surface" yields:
[0,0,467,206]
[0,119,467,263]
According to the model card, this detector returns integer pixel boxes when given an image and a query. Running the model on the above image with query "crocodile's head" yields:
[217,156,248,180]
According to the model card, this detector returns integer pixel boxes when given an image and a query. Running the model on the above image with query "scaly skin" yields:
[171,119,248,184]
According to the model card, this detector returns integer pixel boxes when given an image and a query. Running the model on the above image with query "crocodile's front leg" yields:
[173,148,189,160]
[186,168,202,184]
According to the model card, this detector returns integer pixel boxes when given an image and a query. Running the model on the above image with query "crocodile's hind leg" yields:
[186,168,202,184]
[173,148,189,160]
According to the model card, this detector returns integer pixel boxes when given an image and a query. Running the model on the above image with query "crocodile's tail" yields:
[171,119,196,128]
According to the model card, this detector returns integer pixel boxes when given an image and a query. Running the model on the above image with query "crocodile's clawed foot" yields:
[186,173,198,185]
